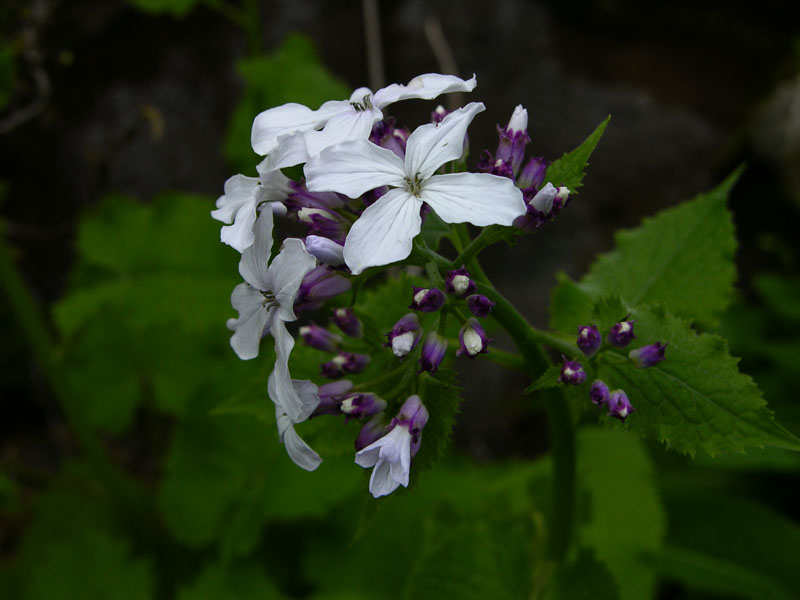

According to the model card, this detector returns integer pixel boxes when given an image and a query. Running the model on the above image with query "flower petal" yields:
[422,172,526,226]
[269,238,317,322]
[211,174,259,224]
[251,100,345,155]
[373,73,477,108]
[343,188,423,275]
[227,283,269,360]
[258,132,310,171]
[238,208,274,289]
[276,411,322,471]
[304,140,406,199]
[269,319,305,421]
[368,458,402,497]
[303,107,382,157]
[404,102,485,179]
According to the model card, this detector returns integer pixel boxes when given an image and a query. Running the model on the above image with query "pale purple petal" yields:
[368,459,400,497]
[269,319,305,421]
[422,172,526,226]
[251,100,346,155]
[237,208,274,289]
[305,235,345,266]
[268,238,317,322]
[404,102,485,180]
[372,73,477,108]
[258,133,310,171]
[276,411,322,471]
[305,140,406,198]
[303,108,382,157]
[227,283,269,360]
[342,188,423,275]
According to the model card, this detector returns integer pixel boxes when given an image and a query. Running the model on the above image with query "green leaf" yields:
[420,211,451,252]
[655,490,800,600]
[127,0,203,17]
[596,306,800,455]
[412,370,464,476]
[544,548,620,600]
[579,169,741,326]
[178,563,284,600]
[575,429,664,600]
[549,272,595,332]
[225,34,349,173]
[524,363,562,393]
[543,115,610,192]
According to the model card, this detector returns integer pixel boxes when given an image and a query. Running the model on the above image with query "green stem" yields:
[241,0,262,55]
[453,225,508,267]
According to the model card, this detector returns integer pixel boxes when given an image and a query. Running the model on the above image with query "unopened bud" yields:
[608,320,636,348]
[590,380,610,406]
[559,359,586,385]
[607,389,635,421]
[628,342,667,368]
[410,286,446,312]
[445,266,477,297]
[577,324,602,357]
[419,331,448,373]
[456,318,490,358]
[299,324,341,353]
[466,294,495,317]
[386,313,421,357]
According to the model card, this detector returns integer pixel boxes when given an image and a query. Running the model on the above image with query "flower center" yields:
[404,173,424,197]
[261,289,279,311]
[350,94,373,112]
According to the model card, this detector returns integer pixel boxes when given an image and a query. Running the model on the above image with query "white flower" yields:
[211,163,290,253]
[304,102,527,274]
[355,425,412,497]
[226,208,316,421]
[251,73,477,170]
[270,376,322,471]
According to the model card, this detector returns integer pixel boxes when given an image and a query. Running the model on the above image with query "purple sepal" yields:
[445,266,477,297]
[456,318,490,358]
[559,359,587,385]
[286,180,346,212]
[517,156,549,190]
[466,294,495,317]
[340,393,387,421]
[332,307,362,338]
[296,266,352,305]
[321,352,371,378]
[370,117,410,159]
[419,331,448,374]
[355,415,387,451]
[513,183,570,232]
[410,286,446,312]
[299,323,341,352]
[607,389,636,421]
[297,207,347,243]
[577,324,602,357]
[628,342,668,368]
[590,380,610,406]
[608,320,636,348]
[311,379,355,417]
[431,105,449,124]
[386,313,422,357]
[391,395,429,458]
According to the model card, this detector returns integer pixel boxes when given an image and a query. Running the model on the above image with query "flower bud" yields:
[559,359,586,385]
[456,318,490,358]
[299,323,341,352]
[321,352,371,378]
[590,380,610,406]
[370,117,409,159]
[297,207,347,243]
[419,331,448,373]
[466,294,495,317]
[431,105,449,124]
[392,395,429,457]
[410,286,446,312]
[304,235,345,266]
[445,266,477,297]
[517,156,549,190]
[286,180,345,212]
[608,320,636,348]
[577,324,602,357]
[628,342,667,368]
[355,415,387,451]
[296,266,352,309]
[607,389,635,421]
[386,313,422,357]
[332,307,362,338]
[529,182,558,213]
[340,393,387,420]
[311,379,354,416]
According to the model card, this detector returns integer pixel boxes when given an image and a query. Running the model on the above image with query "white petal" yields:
[237,208,274,289]
[303,107,382,157]
[258,132,310,171]
[354,443,381,468]
[211,174,260,224]
[304,140,406,199]
[269,319,305,422]
[251,101,345,155]
[342,188,423,275]
[255,162,292,199]
[372,73,477,108]
[422,172,526,226]
[268,238,317,322]
[404,102,485,180]
[227,283,269,360]
[276,411,322,471]
[368,458,402,497]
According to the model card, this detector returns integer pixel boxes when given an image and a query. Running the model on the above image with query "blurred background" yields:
[1,1,799,598]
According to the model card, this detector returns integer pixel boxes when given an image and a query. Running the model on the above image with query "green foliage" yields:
[524,363,562,393]
[656,490,800,600]
[574,429,664,600]
[412,370,464,476]
[596,306,800,455]
[543,116,610,192]
[225,34,350,173]
[178,563,284,600]
[127,0,205,17]
[544,548,620,600]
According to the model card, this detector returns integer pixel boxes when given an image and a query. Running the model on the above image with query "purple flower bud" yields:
[577,324,602,357]
[311,379,355,416]
[286,180,346,212]
[321,352,371,378]
[456,318,490,358]
[392,395,429,457]
[370,117,410,159]
[466,294,495,317]
[410,286,446,312]
[304,235,345,266]
[386,313,422,357]
[559,359,587,385]
[607,389,635,421]
[340,393,387,420]
[445,266,477,297]
[299,323,341,352]
[332,307,362,338]
[431,105,449,124]
[628,342,668,368]
[608,320,636,348]
[529,182,558,214]
[296,266,352,306]
[590,380,610,406]
[495,105,530,176]
[355,415,387,451]
[419,331,448,373]
[517,156,549,190]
